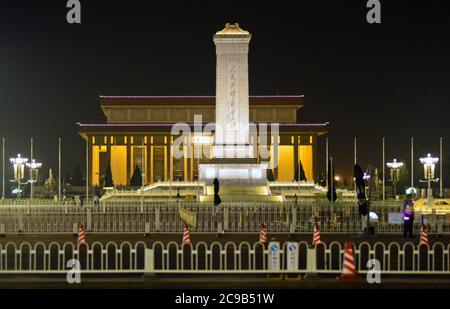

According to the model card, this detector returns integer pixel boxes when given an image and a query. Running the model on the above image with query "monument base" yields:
[198,158,283,202]
[199,158,269,185]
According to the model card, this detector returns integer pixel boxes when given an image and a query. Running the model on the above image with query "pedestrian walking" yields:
[402,193,415,238]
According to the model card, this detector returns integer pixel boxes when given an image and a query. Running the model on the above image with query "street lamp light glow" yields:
[10,154,28,180]
[26,158,43,186]
[419,153,439,180]
[26,159,42,170]
[386,158,404,170]
[10,154,29,198]
[386,158,403,197]
[419,153,439,205]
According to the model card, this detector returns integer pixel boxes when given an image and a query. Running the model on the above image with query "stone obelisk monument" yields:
[199,23,269,190]
[213,23,252,158]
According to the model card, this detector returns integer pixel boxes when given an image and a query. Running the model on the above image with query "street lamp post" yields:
[419,153,439,205]
[10,154,28,199]
[386,159,404,198]
[26,159,42,200]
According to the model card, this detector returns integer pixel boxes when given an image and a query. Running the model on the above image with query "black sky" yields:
[0,0,449,185]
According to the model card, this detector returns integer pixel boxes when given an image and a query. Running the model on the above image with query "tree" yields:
[293,160,307,181]
[103,160,114,187]
[266,168,275,182]
[72,164,83,186]
[130,165,142,187]
[326,158,337,202]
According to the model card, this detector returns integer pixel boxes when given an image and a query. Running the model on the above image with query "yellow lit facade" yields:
[78,96,328,187]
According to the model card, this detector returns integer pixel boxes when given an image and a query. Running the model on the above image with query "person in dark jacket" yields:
[402,194,415,238]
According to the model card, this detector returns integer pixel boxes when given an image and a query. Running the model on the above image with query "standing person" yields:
[71,196,76,206]
[402,193,415,238]
[80,196,84,207]
[62,188,67,203]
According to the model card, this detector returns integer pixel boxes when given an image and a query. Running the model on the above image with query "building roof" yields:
[99,95,304,108]
[215,23,250,36]
[77,122,329,139]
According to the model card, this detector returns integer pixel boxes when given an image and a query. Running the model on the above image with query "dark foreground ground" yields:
[0,274,449,289]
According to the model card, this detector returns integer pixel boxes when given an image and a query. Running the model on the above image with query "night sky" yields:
[0,0,449,187]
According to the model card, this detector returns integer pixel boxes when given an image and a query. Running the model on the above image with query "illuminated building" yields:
[78,24,328,187]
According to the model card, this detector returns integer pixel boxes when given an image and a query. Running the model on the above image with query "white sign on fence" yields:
[286,242,298,271]
[268,242,280,271]
[388,213,403,224]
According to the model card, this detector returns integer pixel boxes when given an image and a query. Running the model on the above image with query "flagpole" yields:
[382,137,385,201]
[114,137,117,196]
[141,137,144,212]
[86,137,89,204]
[325,137,328,189]
[411,137,414,188]
[440,137,443,197]
[330,156,334,219]
[30,137,33,200]
[354,137,357,192]
[2,138,5,200]
[58,138,62,201]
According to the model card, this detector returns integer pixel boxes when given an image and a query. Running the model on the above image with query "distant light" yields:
[420,153,439,180]
[10,154,28,180]
[387,158,404,169]
[363,173,371,180]
[26,159,42,170]
[10,154,28,165]
[334,175,340,181]
[419,153,439,166]
[369,212,378,220]
[406,187,417,195]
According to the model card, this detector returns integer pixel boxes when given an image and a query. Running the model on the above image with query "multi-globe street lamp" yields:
[26,159,42,200]
[386,159,404,197]
[419,153,439,205]
[10,154,28,199]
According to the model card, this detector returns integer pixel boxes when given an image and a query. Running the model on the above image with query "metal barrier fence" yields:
[0,240,449,275]
[0,241,146,273]
[0,202,447,234]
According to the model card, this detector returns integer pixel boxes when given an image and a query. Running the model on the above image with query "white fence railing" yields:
[0,240,449,275]
[0,202,447,234]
